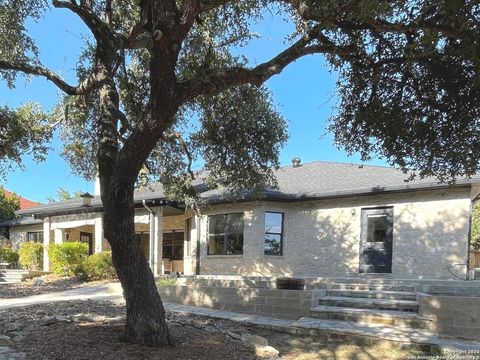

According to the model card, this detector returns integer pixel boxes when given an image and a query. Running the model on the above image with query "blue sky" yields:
[1,6,384,203]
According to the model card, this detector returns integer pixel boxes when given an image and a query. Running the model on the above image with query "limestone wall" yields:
[419,293,480,340]
[194,188,471,279]
[9,224,43,250]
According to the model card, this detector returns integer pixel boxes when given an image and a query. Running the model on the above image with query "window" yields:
[162,231,184,260]
[185,218,193,257]
[27,232,43,243]
[207,213,244,255]
[264,212,283,255]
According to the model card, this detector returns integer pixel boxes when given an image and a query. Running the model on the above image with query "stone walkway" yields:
[164,303,480,352]
[0,282,124,310]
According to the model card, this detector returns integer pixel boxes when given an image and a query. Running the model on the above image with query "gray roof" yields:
[0,216,43,227]
[14,161,480,218]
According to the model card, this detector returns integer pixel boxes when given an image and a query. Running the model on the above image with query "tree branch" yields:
[176,29,355,102]
[0,60,107,95]
[52,0,113,43]
[162,131,195,180]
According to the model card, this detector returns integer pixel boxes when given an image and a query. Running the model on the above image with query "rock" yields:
[0,335,10,346]
[241,334,268,347]
[103,316,124,324]
[54,315,71,323]
[253,345,280,358]
[42,316,59,326]
[71,313,87,322]
[189,320,204,329]
[32,277,44,286]
[85,315,106,323]
[4,323,22,333]
[226,330,242,340]
[0,347,12,354]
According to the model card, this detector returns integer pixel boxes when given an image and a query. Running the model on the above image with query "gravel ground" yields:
[0,300,436,360]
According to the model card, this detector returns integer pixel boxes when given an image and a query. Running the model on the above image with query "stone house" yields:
[1,160,479,280]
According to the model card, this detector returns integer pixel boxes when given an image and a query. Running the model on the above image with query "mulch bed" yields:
[21,322,255,360]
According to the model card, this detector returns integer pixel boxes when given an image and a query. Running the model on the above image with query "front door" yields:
[80,232,93,255]
[359,207,393,273]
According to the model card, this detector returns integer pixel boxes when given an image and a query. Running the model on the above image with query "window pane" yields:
[265,212,282,233]
[208,235,225,255]
[367,215,388,242]
[226,234,243,255]
[226,214,244,233]
[209,215,226,235]
[265,234,281,255]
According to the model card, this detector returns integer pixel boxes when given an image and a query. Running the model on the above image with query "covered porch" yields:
[42,203,189,276]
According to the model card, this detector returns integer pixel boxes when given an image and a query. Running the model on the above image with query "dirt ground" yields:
[0,300,436,360]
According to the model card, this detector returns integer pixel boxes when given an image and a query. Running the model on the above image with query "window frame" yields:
[264,211,284,256]
[27,231,43,243]
[207,212,244,256]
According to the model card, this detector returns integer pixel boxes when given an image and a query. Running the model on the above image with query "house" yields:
[2,189,41,210]
[1,159,479,280]
[0,189,41,242]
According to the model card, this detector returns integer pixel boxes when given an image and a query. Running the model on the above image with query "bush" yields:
[18,242,43,270]
[0,245,19,266]
[156,276,177,287]
[75,251,116,281]
[48,242,88,276]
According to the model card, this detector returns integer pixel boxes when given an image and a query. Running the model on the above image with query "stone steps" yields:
[310,305,432,330]
[327,289,417,301]
[318,296,419,312]
[0,270,36,283]
[329,283,415,292]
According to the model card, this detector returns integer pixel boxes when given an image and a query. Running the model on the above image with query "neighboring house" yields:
[3,189,41,210]
[0,189,42,243]
[1,160,479,280]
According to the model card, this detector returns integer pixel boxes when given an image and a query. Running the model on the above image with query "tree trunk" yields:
[101,180,173,347]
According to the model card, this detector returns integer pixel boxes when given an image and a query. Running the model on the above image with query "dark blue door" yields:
[360,207,393,273]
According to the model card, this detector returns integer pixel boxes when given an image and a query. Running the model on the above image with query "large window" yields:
[208,213,244,255]
[264,212,283,255]
[162,231,184,260]
[27,232,43,243]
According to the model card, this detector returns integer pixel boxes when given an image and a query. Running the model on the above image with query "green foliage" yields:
[0,104,53,178]
[75,251,116,281]
[472,202,480,250]
[18,242,43,270]
[48,242,88,276]
[0,186,19,222]
[0,245,18,265]
[156,277,177,287]
[47,187,83,203]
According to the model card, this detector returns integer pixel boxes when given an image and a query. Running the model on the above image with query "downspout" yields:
[195,215,201,275]
[467,193,480,280]
[142,200,156,272]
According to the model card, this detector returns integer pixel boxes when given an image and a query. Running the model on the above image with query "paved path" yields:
[0,282,124,310]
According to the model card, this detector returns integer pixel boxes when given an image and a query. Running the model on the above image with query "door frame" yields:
[359,206,394,274]
[80,231,94,255]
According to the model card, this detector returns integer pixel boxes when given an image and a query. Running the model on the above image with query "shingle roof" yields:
[0,216,43,227]
[2,189,41,210]
[13,161,480,218]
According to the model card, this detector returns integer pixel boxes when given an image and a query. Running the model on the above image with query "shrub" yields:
[156,276,177,287]
[76,251,116,281]
[18,242,43,270]
[0,245,19,266]
[48,242,88,276]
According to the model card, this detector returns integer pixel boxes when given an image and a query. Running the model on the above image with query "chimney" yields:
[292,157,301,168]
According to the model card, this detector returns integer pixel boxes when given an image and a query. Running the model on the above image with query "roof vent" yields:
[292,157,302,168]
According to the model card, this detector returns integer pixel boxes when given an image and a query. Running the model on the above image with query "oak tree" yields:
[1,0,478,347]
